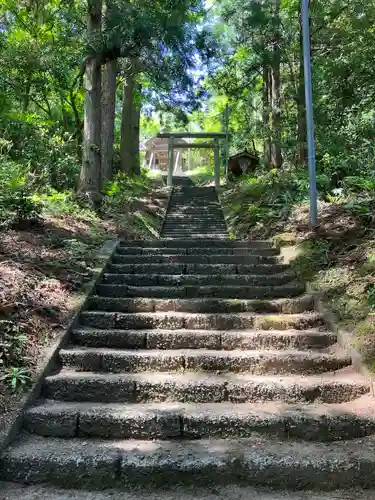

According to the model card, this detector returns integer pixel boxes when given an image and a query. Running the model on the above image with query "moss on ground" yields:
[219,178,375,371]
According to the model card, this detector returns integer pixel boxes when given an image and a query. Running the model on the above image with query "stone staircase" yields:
[1,176,375,491]
[161,176,228,239]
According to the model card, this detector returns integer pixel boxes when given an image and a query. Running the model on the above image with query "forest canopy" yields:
[1,0,375,217]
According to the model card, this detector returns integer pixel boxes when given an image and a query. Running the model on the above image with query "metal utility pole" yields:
[301,0,318,228]
[224,104,229,182]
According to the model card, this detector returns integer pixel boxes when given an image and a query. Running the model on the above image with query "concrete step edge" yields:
[3,434,375,489]
[71,327,337,350]
[59,346,351,375]
[42,368,369,404]
[23,398,375,441]
[79,310,326,331]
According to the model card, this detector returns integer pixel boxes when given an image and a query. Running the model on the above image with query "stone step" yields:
[72,328,337,350]
[165,217,224,220]
[162,230,228,234]
[161,232,228,235]
[165,212,223,216]
[115,248,272,257]
[168,200,220,204]
[79,310,325,331]
[172,199,217,202]
[95,282,304,300]
[107,263,289,275]
[118,240,271,248]
[71,328,336,351]
[111,255,279,265]
[3,484,375,500]
[169,197,218,201]
[162,227,228,232]
[88,295,311,315]
[162,222,227,226]
[165,216,224,220]
[59,347,351,375]
[161,235,229,239]
[163,220,223,223]
[102,271,295,286]
[162,236,228,240]
[42,368,369,403]
[23,397,375,441]
[167,202,221,205]
[4,434,375,490]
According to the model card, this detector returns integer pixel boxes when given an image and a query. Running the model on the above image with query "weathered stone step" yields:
[79,310,324,331]
[165,213,223,217]
[72,328,336,351]
[165,215,224,220]
[162,229,227,233]
[161,231,228,235]
[4,433,375,490]
[107,263,289,275]
[42,368,369,403]
[89,296,313,314]
[162,227,228,233]
[168,202,220,205]
[163,217,225,221]
[162,223,225,227]
[161,234,229,239]
[118,240,271,248]
[168,201,220,204]
[164,219,224,223]
[115,248,258,256]
[95,282,304,300]
[167,204,221,208]
[60,347,350,375]
[23,397,375,441]
[102,271,295,286]
[111,254,279,265]
[116,248,267,258]
[163,236,227,240]
[5,485,375,500]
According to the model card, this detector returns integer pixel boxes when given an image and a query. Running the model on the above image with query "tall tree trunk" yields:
[262,65,271,167]
[120,72,134,174]
[131,86,141,175]
[297,12,307,167]
[80,0,102,203]
[271,0,282,169]
[132,96,141,175]
[101,59,117,184]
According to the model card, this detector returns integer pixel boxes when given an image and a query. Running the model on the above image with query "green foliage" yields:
[0,322,28,369]
[291,240,331,282]
[0,159,42,226]
[34,190,97,221]
[0,321,31,391]
[354,320,375,371]
[4,366,32,391]
[222,166,311,236]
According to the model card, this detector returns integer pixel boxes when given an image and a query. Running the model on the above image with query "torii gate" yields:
[157,132,229,188]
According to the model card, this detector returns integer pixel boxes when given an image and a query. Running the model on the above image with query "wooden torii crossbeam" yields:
[157,132,229,187]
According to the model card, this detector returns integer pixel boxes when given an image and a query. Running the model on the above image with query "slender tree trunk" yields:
[120,72,134,174]
[262,65,271,167]
[297,13,307,167]
[80,0,102,202]
[101,59,117,184]
[131,86,141,175]
[271,0,282,169]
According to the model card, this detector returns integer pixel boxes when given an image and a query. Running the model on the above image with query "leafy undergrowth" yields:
[0,171,168,429]
[220,168,375,371]
[187,165,216,186]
